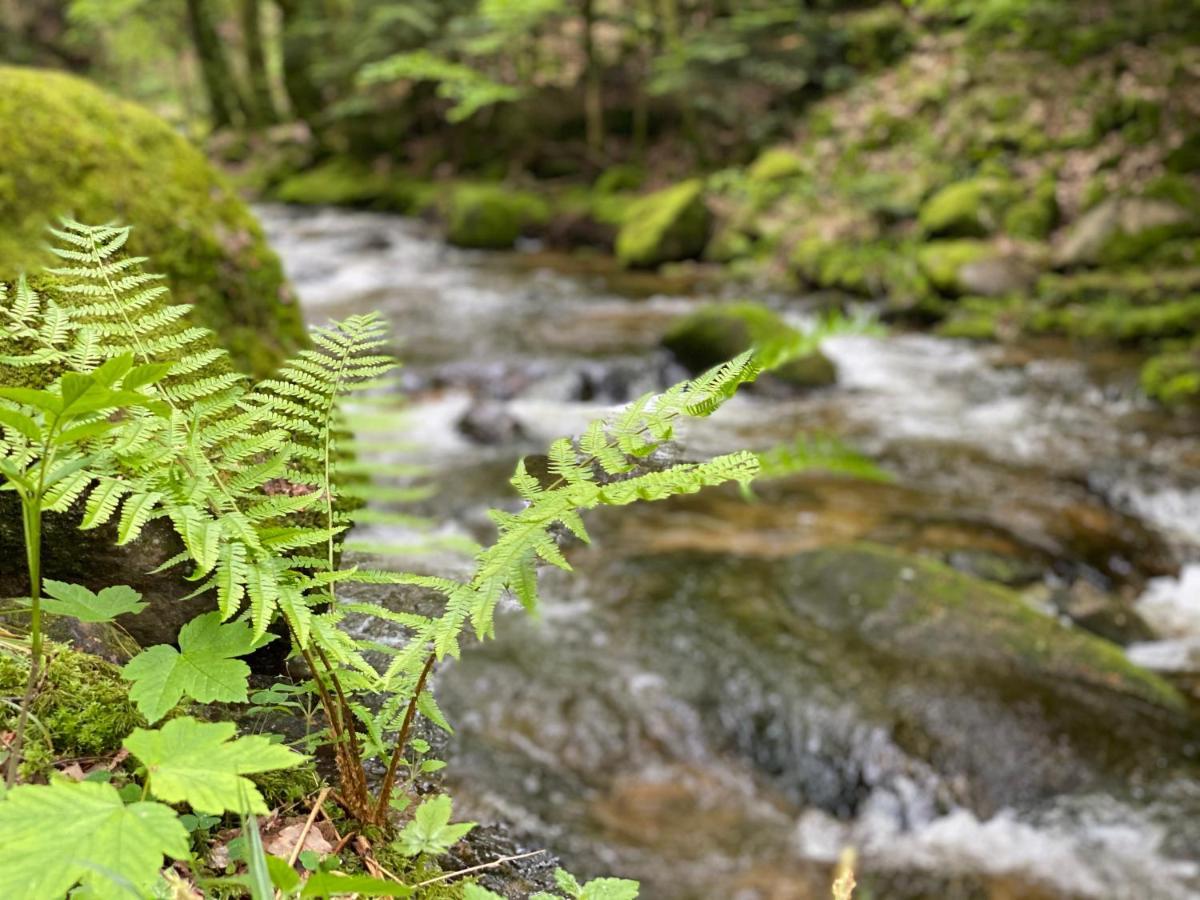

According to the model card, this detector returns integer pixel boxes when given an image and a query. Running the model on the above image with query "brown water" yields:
[259,204,1200,900]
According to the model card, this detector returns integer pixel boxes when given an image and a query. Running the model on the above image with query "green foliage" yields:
[39,581,147,622]
[0,779,188,899]
[124,716,305,814]
[122,612,270,722]
[359,50,523,123]
[615,179,711,268]
[529,868,640,900]
[394,794,475,857]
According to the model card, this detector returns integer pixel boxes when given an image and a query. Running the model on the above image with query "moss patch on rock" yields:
[616,179,712,268]
[662,302,836,389]
[445,184,549,250]
[273,160,431,212]
[919,176,1020,238]
[916,239,994,294]
[0,644,144,775]
[0,66,305,377]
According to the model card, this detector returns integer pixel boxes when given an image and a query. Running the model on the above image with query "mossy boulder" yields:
[661,302,836,390]
[0,66,305,377]
[273,159,430,212]
[1003,177,1060,240]
[915,239,994,294]
[1140,347,1200,405]
[0,645,144,776]
[616,179,712,268]
[748,148,806,183]
[445,184,550,250]
[918,176,1020,238]
[1054,196,1196,268]
[593,164,645,195]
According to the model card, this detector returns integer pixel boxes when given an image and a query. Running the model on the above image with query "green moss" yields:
[748,148,806,183]
[250,759,322,808]
[1091,95,1162,145]
[840,5,914,70]
[1003,177,1059,240]
[1140,348,1200,404]
[0,66,305,378]
[273,160,429,212]
[661,302,836,388]
[919,176,1019,237]
[615,179,712,268]
[0,645,143,775]
[915,239,993,294]
[791,237,929,303]
[593,164,645,195]
[1166,132,1200,175]
[445,184,550,250]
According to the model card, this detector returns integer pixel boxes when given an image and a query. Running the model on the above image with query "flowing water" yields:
[259,205,1200,900]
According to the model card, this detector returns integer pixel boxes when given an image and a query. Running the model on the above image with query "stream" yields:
[259,204,1200,900]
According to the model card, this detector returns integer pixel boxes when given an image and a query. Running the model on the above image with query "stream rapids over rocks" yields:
[259,204,1200,900]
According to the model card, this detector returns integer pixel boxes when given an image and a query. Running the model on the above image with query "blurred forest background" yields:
[2,0,1199,404]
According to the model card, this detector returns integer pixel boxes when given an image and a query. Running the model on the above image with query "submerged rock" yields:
[615,179,712,268]
[0,65,305,377]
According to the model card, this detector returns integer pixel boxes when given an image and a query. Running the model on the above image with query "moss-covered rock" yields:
[1054,196,1196,268]
[1003,177,1060,240]
[445,184,550,250]
[0,66,304,377]
[593,164,645,195]
[918,176,1020,238]
[616,179,712,268]
[748,148,806,183]
[662,302,836,389]
[915,239,994,294]
[791,236,931,304]
[273,159,430,212]
[0,644,144,776]
[1140,347,1200,405]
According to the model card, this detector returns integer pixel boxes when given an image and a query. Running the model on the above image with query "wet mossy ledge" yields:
[0,66,305,377]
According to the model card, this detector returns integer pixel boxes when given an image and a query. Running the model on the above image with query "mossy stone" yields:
[1140,348,1200,405]
[919,177,1020,238]
[1003,178,1060,240]
[616,179,712,269]
[748,148,806,183]
[1165,132,1200,175]
[662,302,836,389]
[273,159,429,212]
[0,645,144,775]
[0,66,305,378]
[915,240,994,294]
[445,184,550,250]
[593,165,645,195]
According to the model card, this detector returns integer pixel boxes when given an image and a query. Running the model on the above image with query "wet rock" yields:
[444,824,559,898]
[661,303,837,391]
[1052,579,1155,646]
[458,401,527,445]
[615,179,712,268]
[1054,197,1194,268]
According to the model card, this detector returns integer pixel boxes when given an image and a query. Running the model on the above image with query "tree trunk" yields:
[185,0,247,129]
[582,0,605,157]
[274,0,325,125]
[240,0,277,126]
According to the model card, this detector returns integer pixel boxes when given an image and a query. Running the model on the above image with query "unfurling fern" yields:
[0,220,767,824]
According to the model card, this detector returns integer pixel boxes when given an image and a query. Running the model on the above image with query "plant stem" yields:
[373,652,435,823]
[5,497,42,787]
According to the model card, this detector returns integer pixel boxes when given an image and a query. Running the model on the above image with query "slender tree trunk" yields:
[240,0,277,126]
[274,0,325,125]
[185,0,247,129]
[582,0,605,157]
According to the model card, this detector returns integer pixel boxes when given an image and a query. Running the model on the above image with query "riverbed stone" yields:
[915,239,994,294]
[445,184,550,250]
[919,177,1020,238]
[1054,196,1195,268]
[615,179,712,268]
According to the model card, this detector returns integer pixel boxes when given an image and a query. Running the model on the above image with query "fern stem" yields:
[373,651,435,823]
[5,495,43,788]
